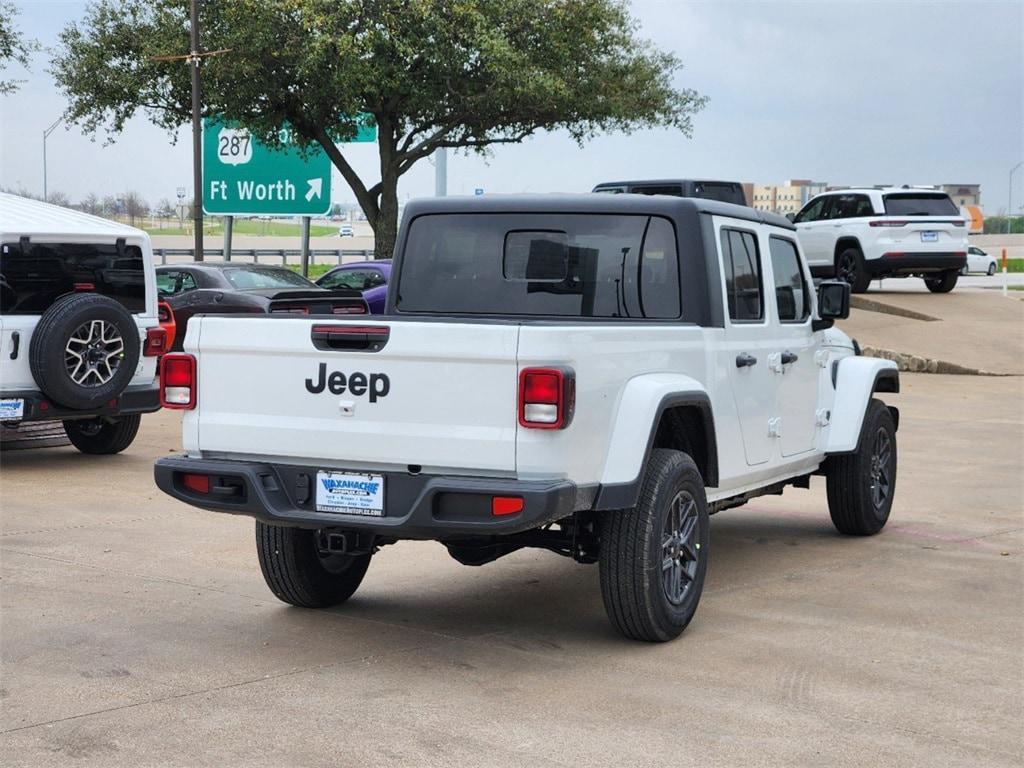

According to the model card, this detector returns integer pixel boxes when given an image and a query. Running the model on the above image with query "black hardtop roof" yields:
[402,193,794,230]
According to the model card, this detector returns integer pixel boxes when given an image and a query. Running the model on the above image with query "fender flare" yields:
[594,373,718,510]
[826,356,899,454]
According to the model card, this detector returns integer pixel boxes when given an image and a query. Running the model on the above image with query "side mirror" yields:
[785,212,796,222]
[813,280,850,330]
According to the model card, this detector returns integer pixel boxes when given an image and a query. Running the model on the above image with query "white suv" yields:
[0,194,165,453]
[792,188,968,293]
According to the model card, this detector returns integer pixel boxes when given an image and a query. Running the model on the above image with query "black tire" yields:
[987,263,996,276]
[599,449,709,642]
[924,270,958,293]
[256,522,372,608]
[29,293,140,410]
[835,247,871,293]
[62,414,141,454]
[825,399,897,536]
[960,264,969,276]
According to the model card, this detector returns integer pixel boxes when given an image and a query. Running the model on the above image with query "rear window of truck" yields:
[0,241,145,315]
[396,213,681,319]
[882,193,959,216]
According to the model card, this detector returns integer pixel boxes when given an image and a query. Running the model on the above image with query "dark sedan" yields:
[315,260,391,314]
[156,262,367,351]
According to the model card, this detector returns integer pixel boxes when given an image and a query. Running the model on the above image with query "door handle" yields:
[735,353,757,368]
[9,330,19,360]
[781,351,798,365]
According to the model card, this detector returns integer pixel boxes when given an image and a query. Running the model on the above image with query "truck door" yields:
[716,223,776,466]
[766,235,819,457]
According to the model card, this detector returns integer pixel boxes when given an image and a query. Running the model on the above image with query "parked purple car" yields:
[315,260,390,313]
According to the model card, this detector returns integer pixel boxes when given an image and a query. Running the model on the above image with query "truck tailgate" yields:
[188,317,520,474]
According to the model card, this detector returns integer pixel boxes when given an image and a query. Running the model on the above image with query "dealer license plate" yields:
[920,231,938,242]
[0,398,25,421]
[315,471,385,516]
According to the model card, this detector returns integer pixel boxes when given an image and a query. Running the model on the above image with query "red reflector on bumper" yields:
[182,473,209,494]
[492,496,524,516]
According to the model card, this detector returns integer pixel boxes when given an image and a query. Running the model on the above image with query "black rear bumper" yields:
[1,384,160,424]
[154,455,578,540]
[865,252,966,276]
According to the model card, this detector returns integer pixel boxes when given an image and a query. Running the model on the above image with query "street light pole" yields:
[1009,161,1023,236]
[189,0,204,260]
[42,118,62,202]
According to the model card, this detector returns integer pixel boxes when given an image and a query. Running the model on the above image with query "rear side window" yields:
[397,213,681,319]
[768,237,810,322]
[629,185,685,197]
[883,193,959,216]
[720,228,763,322]
[0,241,145,315]
[693,182,745,205]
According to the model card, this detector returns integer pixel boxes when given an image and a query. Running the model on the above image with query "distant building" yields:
[749,181,982,214]
[939,184,981,207]
[749,180,828,216]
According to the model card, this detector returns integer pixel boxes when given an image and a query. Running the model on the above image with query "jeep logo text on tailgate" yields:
[305,363,390,402]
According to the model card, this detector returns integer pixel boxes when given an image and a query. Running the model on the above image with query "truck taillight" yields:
[518,367,574,429]
[160,353,197,409]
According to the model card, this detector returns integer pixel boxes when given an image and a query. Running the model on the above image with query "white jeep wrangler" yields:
[0,193,165,453]
[155,195,899,642]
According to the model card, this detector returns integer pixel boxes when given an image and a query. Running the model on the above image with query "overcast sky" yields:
[1,0,1021,211]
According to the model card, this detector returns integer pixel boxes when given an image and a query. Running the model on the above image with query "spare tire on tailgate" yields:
[29,293,140,410]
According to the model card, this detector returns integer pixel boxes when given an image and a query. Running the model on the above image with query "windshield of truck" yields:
[396,213,681,319]
[0,241,145,315]
[882,193,959,216]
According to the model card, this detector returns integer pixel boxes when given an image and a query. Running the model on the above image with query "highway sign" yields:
[202,118,372,216]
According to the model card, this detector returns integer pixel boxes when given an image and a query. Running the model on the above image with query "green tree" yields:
[53,0,705,259]
[0,0,37,95]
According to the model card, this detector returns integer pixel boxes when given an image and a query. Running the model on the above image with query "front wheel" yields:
[256,522,372,608]
[987,263,997,276]
[825,399,897,535]
[924,270,958,293]
[62,414,141,455]
[599,450,709,642]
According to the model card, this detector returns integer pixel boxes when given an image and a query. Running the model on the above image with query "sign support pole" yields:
[189,0,204,261]
[224,216,233,261]
[435,148,447,196]
[300,216,311,277]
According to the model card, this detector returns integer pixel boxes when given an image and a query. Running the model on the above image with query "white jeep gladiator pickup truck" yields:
[155,195,899,642]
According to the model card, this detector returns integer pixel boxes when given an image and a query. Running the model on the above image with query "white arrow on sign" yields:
[305,178,323,202]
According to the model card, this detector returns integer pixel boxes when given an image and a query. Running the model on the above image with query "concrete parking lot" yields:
[2,289,1022,767]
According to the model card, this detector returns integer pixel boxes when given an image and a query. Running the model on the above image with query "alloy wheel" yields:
[661,490,701,605]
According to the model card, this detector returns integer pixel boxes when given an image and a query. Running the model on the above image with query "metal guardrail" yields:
[153,248,374,265]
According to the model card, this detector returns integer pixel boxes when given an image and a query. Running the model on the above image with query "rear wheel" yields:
[924,270,958,293]
[256,522,372,608]
[63,414,141,454]
[836,247,871,293]
[599,450,709,642]
[825,399,897,535]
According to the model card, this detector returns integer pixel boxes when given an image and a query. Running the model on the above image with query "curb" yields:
[861,346,1011,376]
